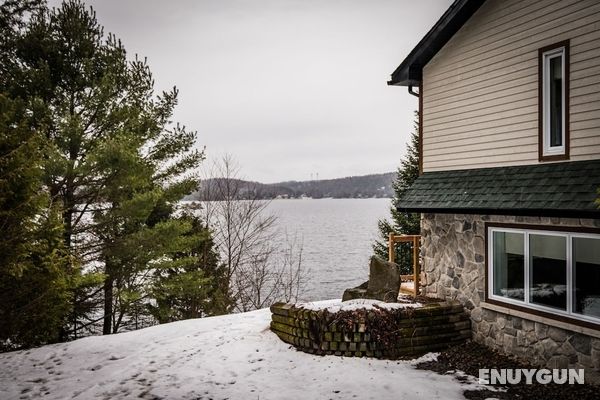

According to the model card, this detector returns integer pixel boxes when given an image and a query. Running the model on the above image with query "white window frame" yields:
[487,226,600,325]
[542,46,566,157]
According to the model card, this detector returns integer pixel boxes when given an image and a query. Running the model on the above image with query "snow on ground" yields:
[299,298,422,312]
[0,302,487,400]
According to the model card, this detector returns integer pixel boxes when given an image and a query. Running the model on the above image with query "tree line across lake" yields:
[185,172,395,201]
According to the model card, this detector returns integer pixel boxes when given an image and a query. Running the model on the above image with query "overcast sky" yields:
[50,0,452,183]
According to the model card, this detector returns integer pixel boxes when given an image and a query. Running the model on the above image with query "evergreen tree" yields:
[373,112,421,274]
[9,0,138,336]
[0,0,74,348]
[3,0,214,338]
[148,212,228,323]
[87,80,204,333]
[21,1,206,334]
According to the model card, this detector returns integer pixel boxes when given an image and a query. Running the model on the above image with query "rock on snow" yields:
[0,303,485,400]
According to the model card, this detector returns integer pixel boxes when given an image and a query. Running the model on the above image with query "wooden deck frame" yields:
[388,233,421,297]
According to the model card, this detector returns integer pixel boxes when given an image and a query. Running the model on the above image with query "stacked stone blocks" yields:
[270,301,471,358]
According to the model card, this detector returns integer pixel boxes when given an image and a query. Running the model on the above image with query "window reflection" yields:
[573,237,600,319]
[493,231,524,300]
[549,55,563,147]
[529,234,567,310]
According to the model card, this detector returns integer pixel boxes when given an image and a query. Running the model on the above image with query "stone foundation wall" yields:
[270,301,470,358]
[421,213,600,383]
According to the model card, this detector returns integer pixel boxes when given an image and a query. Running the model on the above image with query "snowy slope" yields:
[0,302,486,400]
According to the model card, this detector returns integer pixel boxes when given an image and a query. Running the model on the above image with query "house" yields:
[389,0,600,383]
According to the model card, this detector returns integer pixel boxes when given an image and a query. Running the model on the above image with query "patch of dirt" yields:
[416,341,599,400]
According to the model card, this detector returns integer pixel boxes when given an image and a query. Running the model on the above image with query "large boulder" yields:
[366,256,401,302]
[341,256,401,302]
[342,281,368,302]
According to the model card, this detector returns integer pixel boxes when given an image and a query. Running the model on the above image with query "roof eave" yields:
[387,66,422,87]
[388,0,487,87]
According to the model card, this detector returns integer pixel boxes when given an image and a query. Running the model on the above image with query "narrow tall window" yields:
[547,54,563,148]
[539,41,569,160]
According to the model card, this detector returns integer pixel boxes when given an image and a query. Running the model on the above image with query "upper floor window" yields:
[539,41,570,161]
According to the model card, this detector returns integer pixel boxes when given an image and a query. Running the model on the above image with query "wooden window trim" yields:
[538,40,570,162]
[484,222,600,330]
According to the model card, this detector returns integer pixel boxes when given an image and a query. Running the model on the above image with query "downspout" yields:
[408,85,420,97]
[408,83,424,176]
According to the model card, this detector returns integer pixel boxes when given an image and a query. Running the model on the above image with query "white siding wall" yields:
[422,0,600,172]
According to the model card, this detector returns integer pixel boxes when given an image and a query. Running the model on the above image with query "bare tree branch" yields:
[198,155,308,312]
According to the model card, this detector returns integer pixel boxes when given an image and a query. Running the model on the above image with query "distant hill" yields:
[185,172,395,200]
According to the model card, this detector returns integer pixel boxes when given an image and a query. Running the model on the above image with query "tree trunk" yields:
[64,92,78,251]
[102,265,114,335]
[62,196,73,249]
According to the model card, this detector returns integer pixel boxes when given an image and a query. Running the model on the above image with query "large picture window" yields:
[538,41,569,161]
[488,226,600,325]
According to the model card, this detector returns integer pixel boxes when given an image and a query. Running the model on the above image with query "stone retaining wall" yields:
[270,301,470,358]
[421,213,600,384]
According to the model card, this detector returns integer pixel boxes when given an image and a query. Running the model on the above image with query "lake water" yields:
[266,198,391,301]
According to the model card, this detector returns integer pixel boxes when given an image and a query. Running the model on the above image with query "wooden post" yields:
[388,233,421,297]
[388,232,395,263]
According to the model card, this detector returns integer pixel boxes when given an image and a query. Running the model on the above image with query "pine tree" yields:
[9,0,138,336]
[88,89,198,333]
[7,0,211,336]
[0,0,74,348]
[148,212,228,323]
[373,112,421,274]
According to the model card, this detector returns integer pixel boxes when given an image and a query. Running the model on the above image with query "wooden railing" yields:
[388,233,421,297]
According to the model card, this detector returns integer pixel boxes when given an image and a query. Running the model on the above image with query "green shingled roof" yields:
[397,160,600,218]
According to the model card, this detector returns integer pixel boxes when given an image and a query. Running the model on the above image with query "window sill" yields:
[480,301,600,340]
[539,153,569,162]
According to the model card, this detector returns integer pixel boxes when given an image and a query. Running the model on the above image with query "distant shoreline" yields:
[185,172,395,201]
[182,197,392,203]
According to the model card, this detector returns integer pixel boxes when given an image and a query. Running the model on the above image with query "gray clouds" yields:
[48,0,452,182]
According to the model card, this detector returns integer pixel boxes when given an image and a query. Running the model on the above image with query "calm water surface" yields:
[266,198,390,301]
